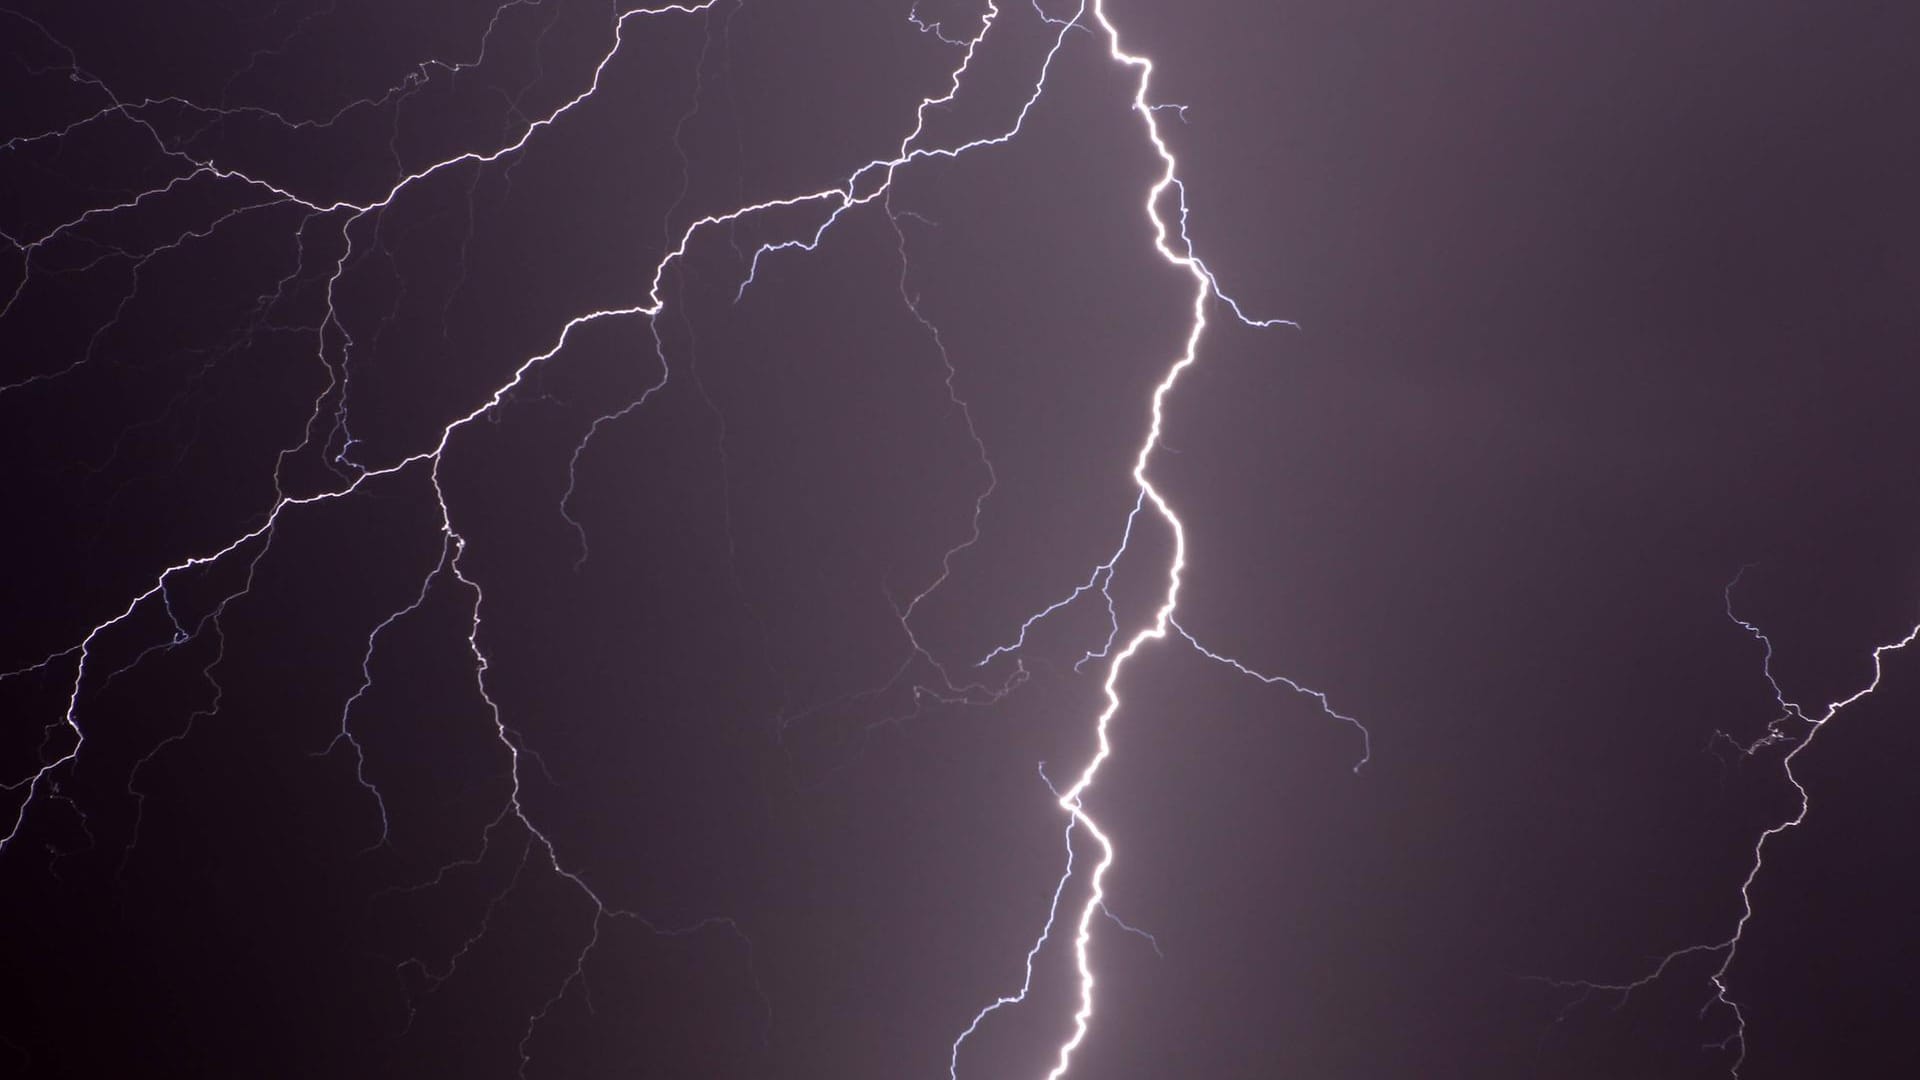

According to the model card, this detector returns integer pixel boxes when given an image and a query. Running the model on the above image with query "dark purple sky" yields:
[4,2,1918,1077]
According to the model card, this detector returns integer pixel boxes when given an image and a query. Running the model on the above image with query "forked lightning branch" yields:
[0,2,1367,1073]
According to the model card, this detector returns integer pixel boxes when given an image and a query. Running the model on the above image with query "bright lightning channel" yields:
[947,3,1368,1076]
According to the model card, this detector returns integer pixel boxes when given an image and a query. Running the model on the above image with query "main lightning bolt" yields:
[1,0,1367,1072]
[946,3,1368,1074]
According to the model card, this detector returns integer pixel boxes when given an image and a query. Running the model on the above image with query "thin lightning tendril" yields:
[1534,569,1920,1076]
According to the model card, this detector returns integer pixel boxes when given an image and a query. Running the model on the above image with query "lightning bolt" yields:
[1534,568,1920,1076]
[1,0,1368,1072]
[945,3,1368,1074]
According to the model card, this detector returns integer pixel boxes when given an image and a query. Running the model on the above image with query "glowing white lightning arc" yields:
[1036,7,1224,1072]
[946,3,1366,1075]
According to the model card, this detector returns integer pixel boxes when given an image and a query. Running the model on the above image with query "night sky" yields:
[5,2,1919,1078]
